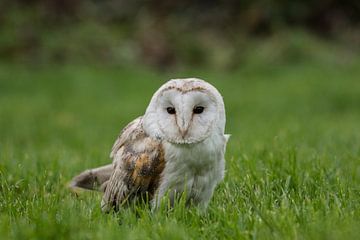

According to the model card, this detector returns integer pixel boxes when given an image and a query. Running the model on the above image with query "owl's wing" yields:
[101,117,165,212]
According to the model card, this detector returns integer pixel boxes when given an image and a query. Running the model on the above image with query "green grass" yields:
[0,61,360,239]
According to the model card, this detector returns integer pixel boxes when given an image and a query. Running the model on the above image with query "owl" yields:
[70,78,229,212]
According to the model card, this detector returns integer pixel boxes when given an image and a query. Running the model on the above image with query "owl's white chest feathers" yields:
[156,132,227,208]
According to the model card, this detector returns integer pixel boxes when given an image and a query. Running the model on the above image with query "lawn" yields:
[0,61,359,239]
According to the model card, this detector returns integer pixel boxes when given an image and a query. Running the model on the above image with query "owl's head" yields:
[143,78,226,144]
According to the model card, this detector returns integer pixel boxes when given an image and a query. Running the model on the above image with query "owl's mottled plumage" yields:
[70,78,229,212]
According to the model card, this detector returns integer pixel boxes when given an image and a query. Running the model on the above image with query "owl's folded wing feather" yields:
[101,117,165,212]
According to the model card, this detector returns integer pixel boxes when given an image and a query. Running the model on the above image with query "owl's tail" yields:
[69,164,112,192]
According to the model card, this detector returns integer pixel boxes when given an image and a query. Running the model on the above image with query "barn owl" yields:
[70,78,229,212]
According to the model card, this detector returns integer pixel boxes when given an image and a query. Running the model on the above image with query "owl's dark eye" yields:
[193,106,204,114]
[166,107,176,114]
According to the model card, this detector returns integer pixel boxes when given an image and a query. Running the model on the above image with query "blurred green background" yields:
[1,1,360,239]
[1,0,360,69]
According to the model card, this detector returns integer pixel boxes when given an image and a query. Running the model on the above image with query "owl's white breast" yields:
[155,131,227,208]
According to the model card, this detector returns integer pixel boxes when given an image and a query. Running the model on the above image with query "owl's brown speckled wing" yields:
[101,117,165,212]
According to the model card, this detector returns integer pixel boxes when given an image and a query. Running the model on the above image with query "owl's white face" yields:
[143,78,225,144]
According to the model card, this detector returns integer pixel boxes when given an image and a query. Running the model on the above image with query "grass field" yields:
[1,61,360,239]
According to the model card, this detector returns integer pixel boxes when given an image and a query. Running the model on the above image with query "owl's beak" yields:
[177,116,190,138]
[179,128,189,138]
